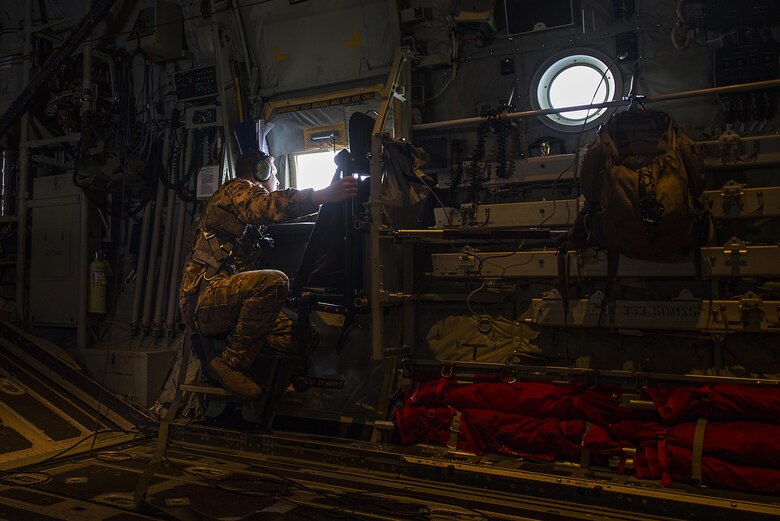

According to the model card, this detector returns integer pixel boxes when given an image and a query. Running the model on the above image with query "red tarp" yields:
[645,384,780,423]
[583,420,780,494]
[393,406,585,462]
[458,409,585,461]
[395,380,780,496]
[635,444,780,496]
[589,421,780,469]
[393,406,455,446]
[405,379,632,425]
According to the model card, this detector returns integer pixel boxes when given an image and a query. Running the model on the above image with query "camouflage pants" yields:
[192,270,295,370]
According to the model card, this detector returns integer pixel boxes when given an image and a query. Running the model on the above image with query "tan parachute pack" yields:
[574,109,707,258]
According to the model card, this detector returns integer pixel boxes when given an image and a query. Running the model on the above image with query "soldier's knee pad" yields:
[270,270,290,290]
[264,270,289,300]
[247,269,288,302]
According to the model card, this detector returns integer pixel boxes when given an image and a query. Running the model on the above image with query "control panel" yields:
[174,66,218,101]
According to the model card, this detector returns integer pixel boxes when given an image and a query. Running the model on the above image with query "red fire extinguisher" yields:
[89,251,108,314]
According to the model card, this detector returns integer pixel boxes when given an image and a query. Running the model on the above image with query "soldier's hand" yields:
[311,175,358,204]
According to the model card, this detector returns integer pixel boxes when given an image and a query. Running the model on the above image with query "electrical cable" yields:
[89,324,115,454]
[72,147,154,219]
[464,241,526,319]
[537,54,621,228]
[671,0,695,51]
[0,428,147,485]
[468,120,490,204]
[494,116,510,179]
[414,167,451,225]
[427,29,459,102]
[157,126,203,203]
[72,46,159,219]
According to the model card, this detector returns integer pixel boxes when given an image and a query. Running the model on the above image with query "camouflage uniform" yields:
[179,178,318,370]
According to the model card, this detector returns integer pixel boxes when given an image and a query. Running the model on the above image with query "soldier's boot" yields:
[208,358,265,400]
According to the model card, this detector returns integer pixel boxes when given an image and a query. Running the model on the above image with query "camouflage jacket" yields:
[178,178,317,314]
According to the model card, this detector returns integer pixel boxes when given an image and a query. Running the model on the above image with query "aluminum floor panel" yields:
[1,429,779,520]
[0,442,682,520]
[0,321,152,469]
[0,382,82,441]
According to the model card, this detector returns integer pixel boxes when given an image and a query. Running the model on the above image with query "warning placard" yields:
[275,92,376,114]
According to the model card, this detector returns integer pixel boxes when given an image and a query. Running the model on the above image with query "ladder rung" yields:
[180,383,231,396]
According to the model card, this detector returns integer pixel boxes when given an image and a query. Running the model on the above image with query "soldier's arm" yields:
[232,183,319,225]
[230,176,358,225]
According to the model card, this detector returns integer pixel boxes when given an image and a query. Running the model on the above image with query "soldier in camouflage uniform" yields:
[179,151,357,398]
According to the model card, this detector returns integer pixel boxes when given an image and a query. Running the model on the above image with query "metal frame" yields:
[412,78,780,131]
[261,84,386,121]
[402,358,780,387]
[703,183,780,219]
[368,48,412,361]
[430,244,780,280]
[529,291,780,333]
[15,0,33,324]
[160,425,780,520]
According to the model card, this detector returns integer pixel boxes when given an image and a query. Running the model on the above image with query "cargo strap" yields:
[638,165,664,238]
[691,418,708,484]
[557,243,570,325]
[657,427,671,487]
[448,410,462,449]
[579,421,593,469]
[191,230,234,279]
[597,251,619,329]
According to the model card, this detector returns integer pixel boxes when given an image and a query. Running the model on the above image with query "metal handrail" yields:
[412,78,780,132]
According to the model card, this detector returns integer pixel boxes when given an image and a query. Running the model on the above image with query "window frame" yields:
[289,149,343,190]
[530,48,622,132]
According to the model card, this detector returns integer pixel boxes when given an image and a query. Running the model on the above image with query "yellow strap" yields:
[448,411,462,449]
[580,421,593,468]
[691,418,708,483]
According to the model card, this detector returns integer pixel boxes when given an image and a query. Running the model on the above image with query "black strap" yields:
[191,230,236,280]
[335,308,356,353]
[691,418,708,484]
[598,251,620,329]
[293,293,314,359]
[638,165,664,238]
[693,243,703,279]
[557,243,570,327]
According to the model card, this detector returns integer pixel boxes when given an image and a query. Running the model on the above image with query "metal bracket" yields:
[457,253,477,272]
[588,291,606,307]
[459,202,477,226]
[722,237,748,266]
[353,217,368,231]
[673,289,698,301]
[717,129,742,149]
[717,129,743,164]
[720,180,745,213]
[739,292,763,324]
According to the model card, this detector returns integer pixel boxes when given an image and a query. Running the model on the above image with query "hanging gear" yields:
[189,202,275,285]
[571,109,709,259]
[253,151,274,182]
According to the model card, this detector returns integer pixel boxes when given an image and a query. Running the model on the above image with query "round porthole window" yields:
[531,49,622,132]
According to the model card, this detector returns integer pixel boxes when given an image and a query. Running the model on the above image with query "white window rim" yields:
[531,49,622,132]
